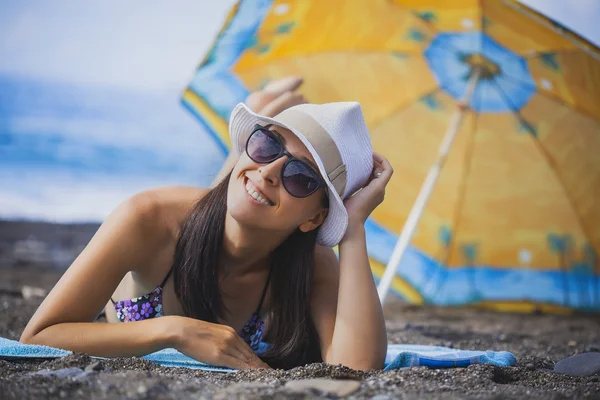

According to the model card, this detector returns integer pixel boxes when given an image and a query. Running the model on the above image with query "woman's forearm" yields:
[20,316,179,358]
[331,225,388,370]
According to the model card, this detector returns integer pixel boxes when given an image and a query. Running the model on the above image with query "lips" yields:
[244,176,274,206]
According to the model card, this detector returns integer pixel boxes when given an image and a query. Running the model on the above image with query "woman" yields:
[20,77,393,371]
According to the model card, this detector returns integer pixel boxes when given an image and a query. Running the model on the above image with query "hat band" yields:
[274,109,347,197]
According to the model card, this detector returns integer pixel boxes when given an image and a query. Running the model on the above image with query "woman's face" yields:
[227,124,328,236]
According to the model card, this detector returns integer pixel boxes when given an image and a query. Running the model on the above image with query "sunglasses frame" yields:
[245,124,327,198]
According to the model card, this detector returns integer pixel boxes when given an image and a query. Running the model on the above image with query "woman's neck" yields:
[219,212,287,277]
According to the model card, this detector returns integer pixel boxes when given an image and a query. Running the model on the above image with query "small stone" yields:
[526,363,535,371]
[33,367,84,379]
[554,352,600,377]
[285,378,361,397]
[21,285,48,300]
[137,385,148,395]
[568,341,577,347]
[85,361,104,372]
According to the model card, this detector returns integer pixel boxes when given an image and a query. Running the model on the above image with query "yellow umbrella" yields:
[182,0,600,313]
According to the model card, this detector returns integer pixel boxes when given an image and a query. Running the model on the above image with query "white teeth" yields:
[245,180,271,206]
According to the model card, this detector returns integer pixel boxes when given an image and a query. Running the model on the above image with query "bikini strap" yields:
[159,267,174,289]
[256,264,274,313]
[110,267,173,305]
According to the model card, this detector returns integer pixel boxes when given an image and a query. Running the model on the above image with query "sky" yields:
[0,1,597,92]
[0,0,598,223]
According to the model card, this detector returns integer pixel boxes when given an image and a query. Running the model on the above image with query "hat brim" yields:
[229,103,348,247]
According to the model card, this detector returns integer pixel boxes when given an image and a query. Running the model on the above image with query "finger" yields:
[379,154,393,173]
[230,346,271,369]
[227,338,258,364]
[263,76,303,94]
[377,156,394,184]
[222,343,261,369]
[373,152,384,161]
[230,336,270,368]
[220,353,261,370]
[259,91,307,118]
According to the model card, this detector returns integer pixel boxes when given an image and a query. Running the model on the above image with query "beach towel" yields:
[0,336,516,373]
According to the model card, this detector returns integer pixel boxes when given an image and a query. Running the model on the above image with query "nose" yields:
[259,156,287,186]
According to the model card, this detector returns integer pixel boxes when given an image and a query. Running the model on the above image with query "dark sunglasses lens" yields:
[283,160,321,197]
[247,128,281,163]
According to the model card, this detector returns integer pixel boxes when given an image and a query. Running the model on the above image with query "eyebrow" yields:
[268,127,320,171]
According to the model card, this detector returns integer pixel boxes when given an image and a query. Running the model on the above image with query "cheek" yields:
[280,195,321,221]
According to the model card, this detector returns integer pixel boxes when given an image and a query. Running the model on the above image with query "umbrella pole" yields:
[377,69,481,305]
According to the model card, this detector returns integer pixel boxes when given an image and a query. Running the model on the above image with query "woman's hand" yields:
[170,316,271,370]
[211,76,308,188]
[342,152,393,237]
[246,75,306,117]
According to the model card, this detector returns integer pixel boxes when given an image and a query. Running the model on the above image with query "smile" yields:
[244,177,273,206]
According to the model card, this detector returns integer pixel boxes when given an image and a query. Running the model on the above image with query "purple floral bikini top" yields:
[111,267,272,351]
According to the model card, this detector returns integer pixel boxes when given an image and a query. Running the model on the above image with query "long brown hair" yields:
[172,172,323,369]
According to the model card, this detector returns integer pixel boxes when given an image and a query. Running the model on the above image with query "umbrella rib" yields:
[522,48,600,62]
[490,80,596,252]
[498,0,600,61]
[535,91,600,125]
[489,78,520,112]
[498,73,599,123]
[497,72,538,92]
[368,86,443,133]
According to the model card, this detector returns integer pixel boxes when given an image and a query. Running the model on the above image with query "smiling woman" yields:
[19,77,392,371]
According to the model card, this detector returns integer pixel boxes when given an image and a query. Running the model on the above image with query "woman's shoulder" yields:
[125,185,210,241]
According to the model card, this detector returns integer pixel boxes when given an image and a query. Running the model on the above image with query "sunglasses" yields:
[245,125,327,198]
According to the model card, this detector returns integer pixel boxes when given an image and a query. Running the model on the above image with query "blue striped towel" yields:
[0,337,516,373]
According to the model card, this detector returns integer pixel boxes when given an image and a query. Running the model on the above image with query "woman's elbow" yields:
[19,325,44,345]
[328,354,386,372]
[19,332,35,345]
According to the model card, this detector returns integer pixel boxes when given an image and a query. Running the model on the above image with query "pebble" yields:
[285,378,361,397]
[525,363,535,371]
[21,285,47,299]
[554,353,600,377]
[33,367,84,378]
[568,341,577,347]
[30,367,99,382]
[137,384,148,395]
[85,361,104,372]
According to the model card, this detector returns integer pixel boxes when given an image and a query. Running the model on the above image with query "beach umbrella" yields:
[182,0,600,313]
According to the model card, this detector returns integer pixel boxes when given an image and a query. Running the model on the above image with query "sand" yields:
[1,265,599,399]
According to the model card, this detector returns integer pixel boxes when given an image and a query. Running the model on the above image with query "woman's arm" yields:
[20,188,269,370]
[20,191,172,349]
[311,242,387,371]
[311,153,393,371]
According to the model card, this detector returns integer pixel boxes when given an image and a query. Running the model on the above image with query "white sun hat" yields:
[228,101,374,247]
